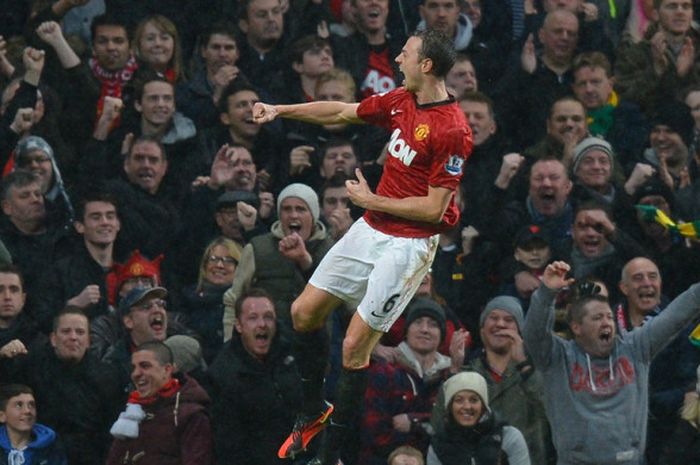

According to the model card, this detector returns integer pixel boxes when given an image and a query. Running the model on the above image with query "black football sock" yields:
[317,366,368,464]
[294,327,329,416]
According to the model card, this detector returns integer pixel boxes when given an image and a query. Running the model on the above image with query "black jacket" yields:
[207,331,306,465]
[14,341,122,465]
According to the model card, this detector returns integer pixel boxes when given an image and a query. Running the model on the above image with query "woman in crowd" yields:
[132,15,184,83]
[427,372,530,465]
[181,237,241,363]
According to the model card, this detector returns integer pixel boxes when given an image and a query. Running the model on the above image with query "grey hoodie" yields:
[523,283,700,465]
[416,13,473,52]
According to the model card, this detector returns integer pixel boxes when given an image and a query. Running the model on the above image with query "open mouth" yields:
[288,222,302,233]
[600,328,612,343]
[138,171,155,182]
[539,192,556,206]
[150,314,165,332]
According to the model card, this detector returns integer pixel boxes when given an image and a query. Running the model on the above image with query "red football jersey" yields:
[356,87,473,237]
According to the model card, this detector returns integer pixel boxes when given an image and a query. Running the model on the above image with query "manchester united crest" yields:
[414,124,430,141]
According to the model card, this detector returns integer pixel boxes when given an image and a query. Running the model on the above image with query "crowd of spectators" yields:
[2,0,700,463]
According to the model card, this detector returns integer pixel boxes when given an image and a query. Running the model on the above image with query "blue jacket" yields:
[0,423,67,465]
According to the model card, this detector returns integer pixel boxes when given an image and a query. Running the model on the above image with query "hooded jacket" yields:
[523,283,700,464]
[0,423,66,465]
[415,13,473,52]
[105,374,213,465]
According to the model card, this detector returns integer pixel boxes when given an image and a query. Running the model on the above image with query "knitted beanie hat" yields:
[480,296,525,332]
[277,183,320,222]
[443,371,489,409]
[572,136,614,176]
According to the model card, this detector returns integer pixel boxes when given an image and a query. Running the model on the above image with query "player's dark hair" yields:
[414,29,456,78]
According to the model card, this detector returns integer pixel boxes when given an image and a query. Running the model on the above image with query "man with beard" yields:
[209,288,305,465]
[614,257,700,464]
[35,193,121,331]
[14,308,122,465]
[523,260,700,465]
[178,22,243,130]
[222,183,334,337]
[457,91,519,226]
[288,138,359,192]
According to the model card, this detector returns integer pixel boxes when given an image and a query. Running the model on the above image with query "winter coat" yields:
[180,282,228,364]
[466,353,554,465]
[34,243,114,331]
[15,341,122,465]
[360,342,454,465]
[207,331,303,465]
[106,375,213,465]
[0,424,67,465]
[427,410,530,465]
[615,24,700,112]
[222,221,334,338]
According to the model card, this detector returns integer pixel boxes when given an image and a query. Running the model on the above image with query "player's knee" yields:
[291,300,317,332]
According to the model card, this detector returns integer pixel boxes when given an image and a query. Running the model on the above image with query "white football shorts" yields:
[309,218,439,332]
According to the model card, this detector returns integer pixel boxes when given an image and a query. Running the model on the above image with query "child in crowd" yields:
[0,384,66,465]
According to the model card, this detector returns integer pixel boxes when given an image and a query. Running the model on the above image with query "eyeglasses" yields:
[136,299,167,311]
[207,255,237,266]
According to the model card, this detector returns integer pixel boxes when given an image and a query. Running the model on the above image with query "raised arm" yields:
[523,261,575,368]
[253,100,363,126]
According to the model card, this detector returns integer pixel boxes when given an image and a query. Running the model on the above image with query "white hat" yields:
[443,371,489,408]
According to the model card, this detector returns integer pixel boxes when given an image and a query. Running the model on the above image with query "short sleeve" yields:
[428,124,472,190]
[356,89,401,130]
